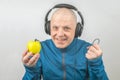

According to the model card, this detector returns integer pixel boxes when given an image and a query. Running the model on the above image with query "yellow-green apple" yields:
[27,39,41,54]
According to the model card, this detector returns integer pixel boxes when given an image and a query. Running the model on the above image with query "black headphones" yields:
[45,3,84,38]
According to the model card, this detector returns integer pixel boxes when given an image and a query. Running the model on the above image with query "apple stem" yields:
[35,39,39,41]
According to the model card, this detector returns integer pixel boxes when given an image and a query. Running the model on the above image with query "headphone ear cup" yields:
[45,21,50,35]
[75,23,83,38]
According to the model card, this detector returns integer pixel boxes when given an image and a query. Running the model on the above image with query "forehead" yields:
[51,8,77,22]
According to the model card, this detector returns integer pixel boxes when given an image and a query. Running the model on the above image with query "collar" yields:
[51,38,78,53]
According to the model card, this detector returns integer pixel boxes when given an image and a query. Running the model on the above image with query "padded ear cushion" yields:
[75,23,83,38]
[45,21,50,35]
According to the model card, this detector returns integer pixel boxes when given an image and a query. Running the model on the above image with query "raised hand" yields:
[22,49,40,67]
[86,44,102,60]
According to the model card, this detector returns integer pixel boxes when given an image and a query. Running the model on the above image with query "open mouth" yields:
[56,38,67,44]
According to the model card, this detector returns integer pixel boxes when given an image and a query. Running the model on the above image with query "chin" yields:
[55,44,67,49]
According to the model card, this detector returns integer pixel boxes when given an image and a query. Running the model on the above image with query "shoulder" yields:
[75,38,91,47]
[40,39,55,50]
[74,38,92,54]
[40,39,52,45]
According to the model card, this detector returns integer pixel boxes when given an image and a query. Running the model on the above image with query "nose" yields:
[57,29,64,37]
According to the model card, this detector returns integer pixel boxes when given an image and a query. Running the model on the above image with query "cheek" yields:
[50,29,56,35]
[69,30,76,37]
[51,31,57,37]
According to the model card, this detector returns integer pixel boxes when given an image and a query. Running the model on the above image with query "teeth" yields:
[56,38,66,41]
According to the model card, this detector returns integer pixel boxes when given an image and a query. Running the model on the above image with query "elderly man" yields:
[22,4,109,80]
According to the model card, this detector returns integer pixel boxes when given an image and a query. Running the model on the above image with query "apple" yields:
[27,39,41,54]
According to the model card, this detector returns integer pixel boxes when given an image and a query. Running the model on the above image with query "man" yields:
[22,4,109,80]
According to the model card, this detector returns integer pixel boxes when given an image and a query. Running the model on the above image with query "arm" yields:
[22,49,42,80]
[88,56,109,80]
[86,44,109,80]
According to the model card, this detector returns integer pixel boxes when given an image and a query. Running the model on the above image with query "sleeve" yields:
[88,56,109,80]
[22,58,42,80]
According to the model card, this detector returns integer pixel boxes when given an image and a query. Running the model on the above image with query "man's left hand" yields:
[86,44,102,60]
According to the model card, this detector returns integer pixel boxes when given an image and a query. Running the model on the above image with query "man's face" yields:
[50,8,76,48]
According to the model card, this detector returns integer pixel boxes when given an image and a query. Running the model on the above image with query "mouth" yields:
[56,38,67,44]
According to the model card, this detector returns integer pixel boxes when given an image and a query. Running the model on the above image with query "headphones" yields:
[45,3,84,38]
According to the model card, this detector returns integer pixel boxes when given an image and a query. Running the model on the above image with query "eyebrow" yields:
[63,26,71,28]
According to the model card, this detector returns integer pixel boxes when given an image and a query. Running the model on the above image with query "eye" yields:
[52,26,58,31]
[64,27,70,31]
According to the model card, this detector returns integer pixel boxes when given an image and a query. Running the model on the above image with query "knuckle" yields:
[22,57,27,63]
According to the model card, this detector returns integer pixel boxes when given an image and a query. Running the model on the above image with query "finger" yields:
[22,49,28,57]
[93,44,102,55]
[92,44,101,50]
[22,52,33,63]
[86,53,93,60]
[88,46,98,54]
[28,53,40,65]
[32,54,40,65]
[87,50,98,58]
[27,54,39,66]
[86,53,97,60]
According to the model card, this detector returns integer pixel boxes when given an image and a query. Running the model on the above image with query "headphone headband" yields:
[53,4,78,10]
[45,3,84,26]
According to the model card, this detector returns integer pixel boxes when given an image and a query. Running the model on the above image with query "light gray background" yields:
[0,0,120,80]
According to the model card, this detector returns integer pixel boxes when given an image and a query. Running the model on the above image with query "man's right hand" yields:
[22,49,40,67]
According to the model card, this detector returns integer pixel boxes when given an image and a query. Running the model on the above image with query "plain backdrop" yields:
[0,0,120,80]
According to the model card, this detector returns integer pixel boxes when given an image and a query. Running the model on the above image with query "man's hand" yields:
[22,49,40,67]
[86,44,102,60]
